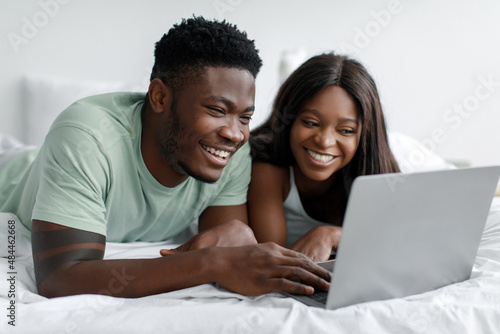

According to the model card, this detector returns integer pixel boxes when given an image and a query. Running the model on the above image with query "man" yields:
[0,17,330,298]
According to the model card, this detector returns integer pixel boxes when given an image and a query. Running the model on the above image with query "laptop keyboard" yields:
[308,291,329,305]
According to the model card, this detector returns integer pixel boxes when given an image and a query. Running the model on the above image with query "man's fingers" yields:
[256,243,332,283]
[159,242,191,256]
[160,236,197,256]
[273,250,332,283]
[211,244,332,296]
[273,265,330,293]
[159,248,177,256]
[271,278,315,295]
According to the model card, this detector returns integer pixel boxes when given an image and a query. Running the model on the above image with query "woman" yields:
[248,53,400,262]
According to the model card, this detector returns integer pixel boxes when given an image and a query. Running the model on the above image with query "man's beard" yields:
[158,99,218,184]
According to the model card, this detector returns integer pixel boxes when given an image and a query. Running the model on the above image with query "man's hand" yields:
[31,221,329,298]
[290,226,342,262]
[160,220,257,256]
[210,242,331,296]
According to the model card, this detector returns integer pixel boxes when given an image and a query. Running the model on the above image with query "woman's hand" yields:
[160,220,257,256]
[290,226,342,262]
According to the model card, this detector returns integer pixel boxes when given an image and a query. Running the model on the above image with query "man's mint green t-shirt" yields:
[0,92,251,242]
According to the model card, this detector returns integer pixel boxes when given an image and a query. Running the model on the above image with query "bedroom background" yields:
[2,3,500,332]
[1,0,499,169]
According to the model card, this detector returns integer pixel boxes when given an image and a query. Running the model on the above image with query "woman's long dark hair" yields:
[250,53,399,189]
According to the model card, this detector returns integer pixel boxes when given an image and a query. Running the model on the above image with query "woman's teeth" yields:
[202,145,230,158]
[307,149,334,163]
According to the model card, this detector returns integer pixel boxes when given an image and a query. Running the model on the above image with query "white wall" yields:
[1,0,499,167]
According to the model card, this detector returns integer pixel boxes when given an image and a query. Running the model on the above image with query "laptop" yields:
[286,166,500,310]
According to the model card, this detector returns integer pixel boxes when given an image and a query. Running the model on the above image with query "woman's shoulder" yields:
[251,162,290,200]
[251,162,288,181]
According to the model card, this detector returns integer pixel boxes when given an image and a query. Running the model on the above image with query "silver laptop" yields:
[287,166,500,309]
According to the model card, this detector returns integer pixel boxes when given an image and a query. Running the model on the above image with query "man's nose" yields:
[218,118,245,144]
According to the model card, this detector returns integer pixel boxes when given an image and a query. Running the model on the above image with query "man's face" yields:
[158,67,255,183]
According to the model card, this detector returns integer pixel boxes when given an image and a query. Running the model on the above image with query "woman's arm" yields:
[247,162,289,246]
[290,225,342,262]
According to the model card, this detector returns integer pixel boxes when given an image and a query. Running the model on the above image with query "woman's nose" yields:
[314,129,337,148]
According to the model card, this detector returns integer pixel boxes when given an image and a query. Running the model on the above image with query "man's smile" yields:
[201,143,231,159]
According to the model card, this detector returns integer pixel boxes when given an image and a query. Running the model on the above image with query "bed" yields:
[1,198,500,333]
[2,76,500,333]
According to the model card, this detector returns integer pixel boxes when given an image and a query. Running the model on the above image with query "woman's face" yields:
[289,85,362,182]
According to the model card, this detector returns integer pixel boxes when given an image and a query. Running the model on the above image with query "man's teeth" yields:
[202,145,230,158]
[307,149,334,163]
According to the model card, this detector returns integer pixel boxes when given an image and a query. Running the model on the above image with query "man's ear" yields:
[148,78,172,114]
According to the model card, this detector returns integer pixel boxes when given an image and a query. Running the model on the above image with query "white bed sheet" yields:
[1,198,500,333]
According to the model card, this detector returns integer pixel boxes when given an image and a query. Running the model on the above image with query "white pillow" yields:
[23,75,141,146]
[0,132,36,167]
[388,131,455,172]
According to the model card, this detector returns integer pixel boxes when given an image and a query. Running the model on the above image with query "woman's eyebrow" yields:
[300,109,358,124]
[299,108,322,118]
[338,117,358,124]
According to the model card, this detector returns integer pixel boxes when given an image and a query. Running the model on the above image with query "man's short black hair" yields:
[150,16,262,91]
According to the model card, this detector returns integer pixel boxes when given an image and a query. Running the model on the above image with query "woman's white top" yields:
[283,166,330,247]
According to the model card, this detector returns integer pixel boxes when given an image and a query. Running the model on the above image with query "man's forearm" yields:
[39,243,332,298]
[33,220,331,298]
[38,248,215,298]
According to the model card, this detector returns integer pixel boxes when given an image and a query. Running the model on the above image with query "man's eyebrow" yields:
[208,96,255,112]
[300,109,358,124]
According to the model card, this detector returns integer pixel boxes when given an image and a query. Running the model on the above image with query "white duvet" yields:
[1,198,500,333]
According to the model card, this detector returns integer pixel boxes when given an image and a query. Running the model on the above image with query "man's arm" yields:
[32,219,331,298]
[159,204,256,256]
[199,203,248,230]
[32,219,220,298]
[197,204,257,246]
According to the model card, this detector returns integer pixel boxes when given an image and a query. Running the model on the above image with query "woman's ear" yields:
[148,78,172,114]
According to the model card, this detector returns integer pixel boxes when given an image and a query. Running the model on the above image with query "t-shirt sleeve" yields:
[31,126,110,236]
[209,142,252,207]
